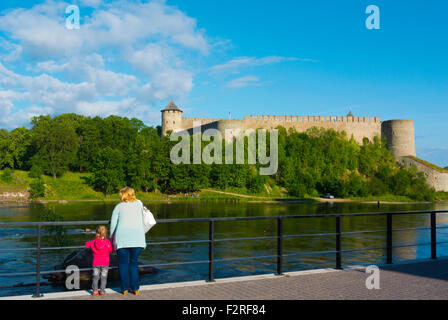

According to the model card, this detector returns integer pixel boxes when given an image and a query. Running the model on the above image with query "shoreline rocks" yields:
[0,191,30,201]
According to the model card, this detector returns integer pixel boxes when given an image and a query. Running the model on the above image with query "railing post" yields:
[207,220,215,282]
[387,213,393,264]
[276,218,283,275]
[32,224,43,298]
[335,216,342,270]
[431,212,437,260]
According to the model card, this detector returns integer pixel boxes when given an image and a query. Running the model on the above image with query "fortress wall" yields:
[171,114,382,143]
[245,115,381,123]
[402,157,448,192]
[241,115,381,143]
[180,117,224,132]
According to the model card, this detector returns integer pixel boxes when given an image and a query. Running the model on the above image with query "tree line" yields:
[0,113,435,201]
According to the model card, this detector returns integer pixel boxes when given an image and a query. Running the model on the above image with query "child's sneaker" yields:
[133,290,140,296]
[122,290,129,296]
[99,291,105,296]
[92,291,99,296]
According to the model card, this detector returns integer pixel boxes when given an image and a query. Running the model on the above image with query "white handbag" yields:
[139,201,156,233]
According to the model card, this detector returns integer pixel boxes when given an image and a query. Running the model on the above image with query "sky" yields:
[0,0,447,166]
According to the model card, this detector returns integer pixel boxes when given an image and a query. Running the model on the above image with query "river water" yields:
[1,200,448,297]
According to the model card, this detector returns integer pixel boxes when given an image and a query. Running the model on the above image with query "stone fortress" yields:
[161,101,448,191]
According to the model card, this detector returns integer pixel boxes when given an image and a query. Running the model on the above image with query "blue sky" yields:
[0,0,447,166]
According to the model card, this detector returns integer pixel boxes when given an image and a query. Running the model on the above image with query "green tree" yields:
[127,129,158,192]
[88,147,126,195]
[0,127,31,169]
[28,165,43,179]
[75,117,102,172]
[1,168,14,183]
[30,115,79,178]
[29,178,46,198]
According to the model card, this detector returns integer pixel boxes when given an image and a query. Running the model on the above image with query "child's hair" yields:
[95,225,107,240]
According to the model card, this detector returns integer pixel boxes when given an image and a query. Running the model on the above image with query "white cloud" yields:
[0,38,23,63]
[210,56,308,74]
[0,0,211,128]
[79,0,102,7]
[226,76,264,89]
[0,1,209,59]
[33,60,71,73]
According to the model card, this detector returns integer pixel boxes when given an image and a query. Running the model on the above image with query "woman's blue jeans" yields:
[117,248,142,292]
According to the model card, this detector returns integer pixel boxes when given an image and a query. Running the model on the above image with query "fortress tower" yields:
[381,120,416,158]
[161,101,183,136]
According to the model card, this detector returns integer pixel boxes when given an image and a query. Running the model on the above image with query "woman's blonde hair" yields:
[96,225,107,240]
[119,187,137,203]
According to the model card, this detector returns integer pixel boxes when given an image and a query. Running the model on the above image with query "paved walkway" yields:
[6,259,448,300]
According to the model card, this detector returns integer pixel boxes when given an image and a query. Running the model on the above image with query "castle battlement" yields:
[243,115,381,123]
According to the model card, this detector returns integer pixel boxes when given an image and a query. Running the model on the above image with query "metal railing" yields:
[1,210,448,298]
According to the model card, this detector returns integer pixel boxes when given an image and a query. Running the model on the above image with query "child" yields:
[85,225,113,296]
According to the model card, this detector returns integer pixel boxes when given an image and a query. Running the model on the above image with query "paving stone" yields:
[53,260,448,300]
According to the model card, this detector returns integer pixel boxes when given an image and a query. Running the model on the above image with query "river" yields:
[1,200,448,297]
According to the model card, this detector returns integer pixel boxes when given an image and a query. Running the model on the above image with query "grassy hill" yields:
[405,156,448,173]
[0,170,290,202]
[1,169,447,203]
[0,170,102,200]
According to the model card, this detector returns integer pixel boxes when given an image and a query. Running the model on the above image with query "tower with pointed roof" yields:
[161,101,183,136]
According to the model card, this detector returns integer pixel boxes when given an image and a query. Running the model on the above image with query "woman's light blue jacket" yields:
[110,200,147,250]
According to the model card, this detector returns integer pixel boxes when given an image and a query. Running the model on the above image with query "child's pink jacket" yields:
[85,238,113,267]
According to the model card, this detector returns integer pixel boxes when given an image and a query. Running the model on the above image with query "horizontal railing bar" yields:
[1,227,446,253]
[1,210,447,228]
[158,210,448,223]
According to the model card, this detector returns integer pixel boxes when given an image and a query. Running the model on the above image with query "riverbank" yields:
[0,194,440,207]
[1,170,447,205]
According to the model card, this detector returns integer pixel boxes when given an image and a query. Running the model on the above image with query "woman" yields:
[110,187,146,295]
